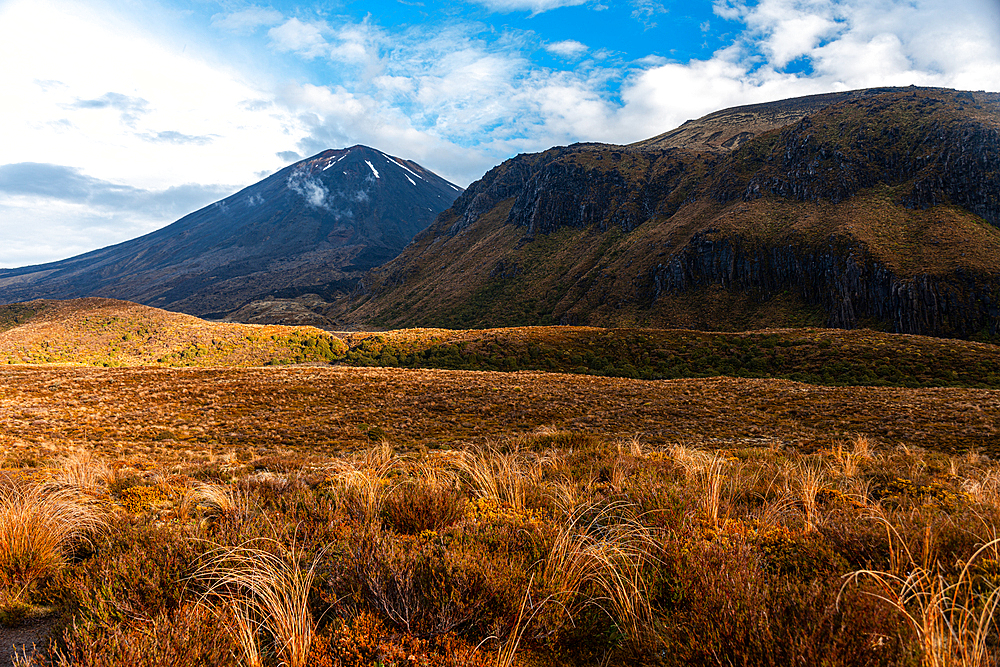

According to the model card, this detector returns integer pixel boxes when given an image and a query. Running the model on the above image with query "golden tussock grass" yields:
[456,443,543,512]
[795,462,827,533]
[180,481,257,524]
[844,536,1000,667]
[0,479,106,589]
[542,501,660,650]
[669,444,729,528]
[52,449,110,497]
[324,440,401,524]
[194,536,324,667]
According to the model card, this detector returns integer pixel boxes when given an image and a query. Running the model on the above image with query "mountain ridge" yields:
[336,86,1000,340]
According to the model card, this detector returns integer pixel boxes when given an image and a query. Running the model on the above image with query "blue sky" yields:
[0,0,998,267]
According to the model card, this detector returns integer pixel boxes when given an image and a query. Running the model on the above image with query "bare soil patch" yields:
[2,619,54,666]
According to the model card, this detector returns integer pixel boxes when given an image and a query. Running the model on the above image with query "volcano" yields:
[0,146,462,318]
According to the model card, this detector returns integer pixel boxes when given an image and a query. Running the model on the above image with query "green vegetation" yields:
[0,299,346,367]
[0,303,47,333]
[341,326,1000,389]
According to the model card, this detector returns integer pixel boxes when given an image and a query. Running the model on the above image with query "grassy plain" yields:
[0,363,999,666]
[1,299,999,665]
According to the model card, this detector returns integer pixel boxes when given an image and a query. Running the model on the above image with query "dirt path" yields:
[2,620,53,666]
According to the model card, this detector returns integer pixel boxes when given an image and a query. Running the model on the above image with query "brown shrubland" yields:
[1,363,999,666]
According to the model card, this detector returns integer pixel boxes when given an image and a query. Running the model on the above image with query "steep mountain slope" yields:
[0,146,462,318]
[341,87,1000,340]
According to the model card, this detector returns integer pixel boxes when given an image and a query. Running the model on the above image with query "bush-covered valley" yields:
[0,298,998,665]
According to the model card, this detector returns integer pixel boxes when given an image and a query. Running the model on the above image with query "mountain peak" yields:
[0,148,464,317]
[341,87,1000,339]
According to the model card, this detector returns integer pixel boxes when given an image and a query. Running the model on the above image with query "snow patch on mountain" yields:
[386,156,424,181]
[322,154,347,171]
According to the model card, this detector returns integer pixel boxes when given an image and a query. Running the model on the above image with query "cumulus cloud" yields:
[465,0,587,14]
[257,0,1000,190]
[268,18,330,58]
[544,40,588,58]
[211,6,283,35]
[713,0,1000,87]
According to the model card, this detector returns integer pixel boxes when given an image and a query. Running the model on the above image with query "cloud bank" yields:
[0,0,997,267]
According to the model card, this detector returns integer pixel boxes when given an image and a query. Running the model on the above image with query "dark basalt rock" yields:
[650,232,1000,337]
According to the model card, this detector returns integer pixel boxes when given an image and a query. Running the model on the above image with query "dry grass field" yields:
[0,366,997,463]
[0,361,998,666]
[1,300,999,666]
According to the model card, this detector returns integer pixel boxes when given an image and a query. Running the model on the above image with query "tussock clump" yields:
[795,462,827,533]
[324,441,402,525]
[180,481,257,526]
[53,449,110,496]
[384,460,467,534]
[0,480,105,589]
[844,537,1000,667]
[669,445,730,527]
[457,443,545,512]
[541,501,660,650]
[963,469,1000,507]
[194,537,323,667]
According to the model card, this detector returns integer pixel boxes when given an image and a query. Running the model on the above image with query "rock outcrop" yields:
[650,232,999,337]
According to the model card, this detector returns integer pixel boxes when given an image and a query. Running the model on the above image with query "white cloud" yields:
[544,40,588,58]
[1,0,999,268]
[0,0,313,266]
[630,0,667,28]
[0,163,233,267]
[466,0,588,14]
[268,18,331,58]
[286,168,330,208]
[607,0,1000,142]
[211,6,283,35]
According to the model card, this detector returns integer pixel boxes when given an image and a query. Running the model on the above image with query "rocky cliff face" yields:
[713,91,1000,226]
[651,232,1000,337]
[345,86,1000,340]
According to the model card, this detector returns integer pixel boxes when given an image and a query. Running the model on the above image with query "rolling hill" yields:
[0,298,345,367]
